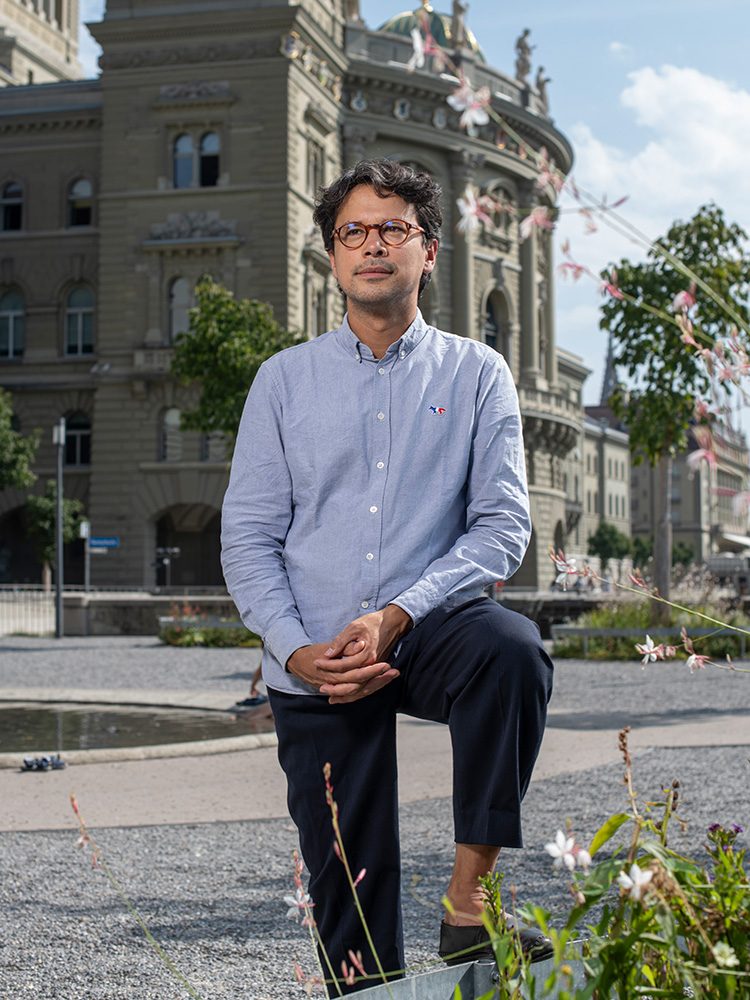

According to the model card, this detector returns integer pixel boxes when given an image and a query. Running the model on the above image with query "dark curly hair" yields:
[313,159,442,297]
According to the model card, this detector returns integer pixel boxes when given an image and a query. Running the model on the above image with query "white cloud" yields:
[608,41,633,60]
[554,65,750,399]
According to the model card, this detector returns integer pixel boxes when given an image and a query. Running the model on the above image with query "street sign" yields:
[89,536,120,548]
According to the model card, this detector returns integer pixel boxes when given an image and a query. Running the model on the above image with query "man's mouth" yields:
[356,267,393,276]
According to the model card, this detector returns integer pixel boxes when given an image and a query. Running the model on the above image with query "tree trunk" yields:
[652,454,673,626]
[42,561,51,593]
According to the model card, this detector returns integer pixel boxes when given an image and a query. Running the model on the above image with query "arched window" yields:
[1,182,23,231]
[173,134,194,189]
[168,277,192,342]
[160,408,182,462]
[0,289,25,358]
[68,178,93,227]
[484,293,511,364]
[64,412,91,466]
[199,132,220,187]
[65,286,95,355]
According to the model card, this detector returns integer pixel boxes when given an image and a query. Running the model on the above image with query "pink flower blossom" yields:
[687,425,717,472]
[353,868,367,888]
[447,80,491,130]
[558,261,587,282]
[535,146,565,195]
[672,283,697,312]
[456,185,492,234]
[550,549,579,589]
[732,491,750,518]
[601,267,624,300]
[686,653,709,672]
[520,205,554,241]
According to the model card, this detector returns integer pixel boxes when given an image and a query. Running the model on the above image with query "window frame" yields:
[67,177,94,228]
[1,181,23,232]
[0,288,25,359]
[64,411,92,467]
[64,285,95,356]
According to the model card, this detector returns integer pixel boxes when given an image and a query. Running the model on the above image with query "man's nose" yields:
[363,230,387,255]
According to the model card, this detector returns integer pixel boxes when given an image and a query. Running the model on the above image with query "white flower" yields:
[447,81,491,130]
[713,941,739,968]
[283,886,313,921]
[552,555,578,590]
[545,829,576,871]
[617,864,653,902]
[635,634,661,665]
[576,848,592,872]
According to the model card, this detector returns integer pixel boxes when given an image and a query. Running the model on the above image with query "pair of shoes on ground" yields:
[233,695,269,708]
[439,916,553,966]
[21,754,66,772]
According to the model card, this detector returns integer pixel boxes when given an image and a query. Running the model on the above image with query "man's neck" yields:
[346,303,418,360]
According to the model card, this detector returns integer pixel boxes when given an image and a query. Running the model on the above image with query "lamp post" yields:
[52,417,66,638]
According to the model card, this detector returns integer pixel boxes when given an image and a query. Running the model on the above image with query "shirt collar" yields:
[335,310,429,363]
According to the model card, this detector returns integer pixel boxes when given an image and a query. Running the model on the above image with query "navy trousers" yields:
[268,597,553,995]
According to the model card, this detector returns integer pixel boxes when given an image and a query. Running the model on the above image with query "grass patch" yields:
[553,600,750,660]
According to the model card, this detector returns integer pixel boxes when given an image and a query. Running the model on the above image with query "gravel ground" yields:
[1,637,749,998]
[2,746,748,1000]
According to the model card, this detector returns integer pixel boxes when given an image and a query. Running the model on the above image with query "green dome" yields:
[378,6,487,63]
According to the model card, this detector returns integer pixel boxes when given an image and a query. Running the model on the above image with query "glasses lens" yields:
[338,223,367,248]
[380,220,410,245]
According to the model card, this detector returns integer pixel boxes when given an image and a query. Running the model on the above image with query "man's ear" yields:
[423,239,439,274]
[328,249,338,282]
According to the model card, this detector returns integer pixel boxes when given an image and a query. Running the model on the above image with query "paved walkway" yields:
[1,637,749,998]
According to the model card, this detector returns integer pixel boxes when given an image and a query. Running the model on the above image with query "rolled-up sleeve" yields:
[390,356,530,624]
[221,362,311,668]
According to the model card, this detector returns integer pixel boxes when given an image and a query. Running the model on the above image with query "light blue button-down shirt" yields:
[221,310,531,695]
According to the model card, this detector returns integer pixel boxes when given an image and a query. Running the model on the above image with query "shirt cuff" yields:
[263,617,312,671]
[388,587,437,627]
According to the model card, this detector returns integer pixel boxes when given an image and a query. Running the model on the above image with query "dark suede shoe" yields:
[439,919,554,966]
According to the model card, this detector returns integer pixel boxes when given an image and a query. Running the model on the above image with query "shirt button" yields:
[366,553,374,561]
[369,505,378,513]
[378,367,386,375]
[376,461,385,469]
[361,600,370,609]
[377,412,385,421]
[399,351,405,358]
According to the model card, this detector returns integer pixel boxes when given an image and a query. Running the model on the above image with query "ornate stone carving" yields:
[101,39,278,71]
[148,212,237,241]
[158,81,232,101]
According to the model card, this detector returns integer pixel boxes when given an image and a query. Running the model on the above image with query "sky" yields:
[78,0,750,408]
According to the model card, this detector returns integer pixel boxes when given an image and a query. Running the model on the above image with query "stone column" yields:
[450,151,483,340]
[519,183,540,381]
[543,231,557,385]
[342,124,377,167]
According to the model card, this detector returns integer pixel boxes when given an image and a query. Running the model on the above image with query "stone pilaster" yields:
[450,151,483,340]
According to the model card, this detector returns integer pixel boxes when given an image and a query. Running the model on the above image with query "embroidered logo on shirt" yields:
[429,406,447,415]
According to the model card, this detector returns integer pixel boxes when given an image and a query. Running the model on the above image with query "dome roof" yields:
[377,5,486,63]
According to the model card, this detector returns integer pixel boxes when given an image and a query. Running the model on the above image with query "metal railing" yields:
[0,586,54,637]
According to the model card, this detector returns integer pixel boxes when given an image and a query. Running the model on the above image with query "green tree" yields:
[587,520,631,577]
[170,278,304,446]
[632,536,653,569]
[0,388,38,490]
[671,541,694,567]
[601,204,750,620]
[26,480,84,591]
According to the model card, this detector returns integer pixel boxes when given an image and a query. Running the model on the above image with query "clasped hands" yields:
[286,604,412,704]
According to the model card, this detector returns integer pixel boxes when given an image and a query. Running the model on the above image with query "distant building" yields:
[0,0,583,590]
[0,0,82,86]
[631,421,750,564]
[582,406,631,573]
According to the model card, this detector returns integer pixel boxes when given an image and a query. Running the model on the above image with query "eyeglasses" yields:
[333,219,425,249]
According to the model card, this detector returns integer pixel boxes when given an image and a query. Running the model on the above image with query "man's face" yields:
[327,184,438,313]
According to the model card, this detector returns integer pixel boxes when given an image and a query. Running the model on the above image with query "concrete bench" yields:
[550,624,747,658]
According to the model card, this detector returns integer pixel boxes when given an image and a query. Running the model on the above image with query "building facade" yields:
[0,0,81,86]
[0,0,585,590]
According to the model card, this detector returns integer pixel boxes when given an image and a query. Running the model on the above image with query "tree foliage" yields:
[587,520,631,574]
[601,203,750,464]
[26,480,84,567]
[0,388,38,491]
[170,278,304,444]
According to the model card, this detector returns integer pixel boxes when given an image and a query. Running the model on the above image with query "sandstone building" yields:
[0,0,587,590]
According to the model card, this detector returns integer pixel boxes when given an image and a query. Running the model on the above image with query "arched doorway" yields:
[154,504,222,587]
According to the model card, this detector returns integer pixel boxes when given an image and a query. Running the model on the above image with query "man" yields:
[221,159,553,994]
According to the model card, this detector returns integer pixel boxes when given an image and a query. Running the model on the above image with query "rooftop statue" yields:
[514,27,534,83]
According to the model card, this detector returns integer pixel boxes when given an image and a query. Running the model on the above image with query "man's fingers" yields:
[325,669,399,704]
[318,664,396,696]
[313,645,375,673]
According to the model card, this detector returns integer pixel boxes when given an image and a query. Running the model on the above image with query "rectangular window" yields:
[307,139,325,195]
[0,313,24,358]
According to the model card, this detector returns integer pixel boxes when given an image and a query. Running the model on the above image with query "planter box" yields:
[353,955,586,998]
